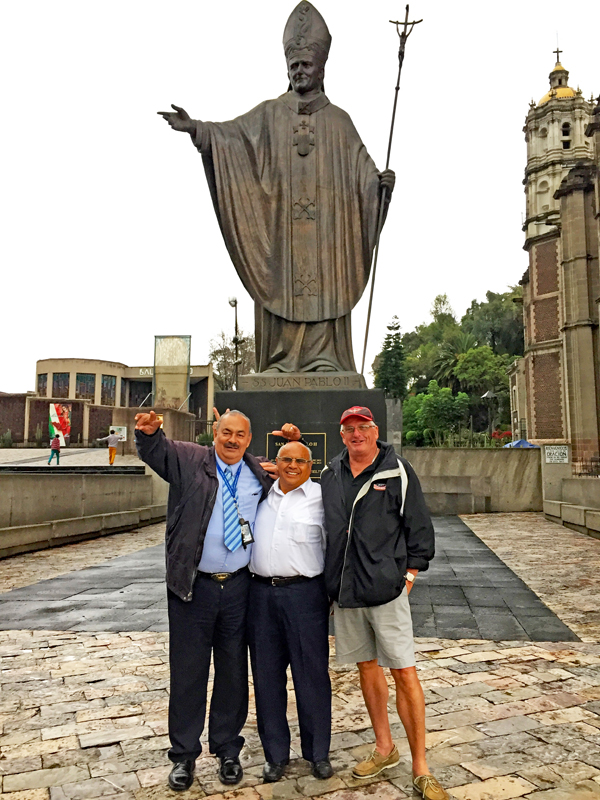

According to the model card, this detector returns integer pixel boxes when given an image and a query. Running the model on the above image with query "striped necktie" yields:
[223,466,242,552]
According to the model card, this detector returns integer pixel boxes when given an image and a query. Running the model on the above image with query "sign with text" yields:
[112,426,127,442]
[545,445,569,464]
[266,432,326,480]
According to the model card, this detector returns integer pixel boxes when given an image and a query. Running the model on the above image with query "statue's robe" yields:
[194,91,385,372]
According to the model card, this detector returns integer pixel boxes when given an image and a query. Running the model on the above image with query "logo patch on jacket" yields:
[373,482,387,491]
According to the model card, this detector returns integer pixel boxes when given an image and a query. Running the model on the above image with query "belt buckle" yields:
[271,577,282,587]
[213,572,230,583]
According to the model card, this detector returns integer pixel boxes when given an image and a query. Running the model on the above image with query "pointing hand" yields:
[157,104,195,135]
[271,423,302,441]
[134,410,162,434]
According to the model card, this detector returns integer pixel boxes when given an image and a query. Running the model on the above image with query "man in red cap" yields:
[276,407,446,800]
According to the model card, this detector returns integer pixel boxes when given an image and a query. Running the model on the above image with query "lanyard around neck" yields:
[217,462,242,499]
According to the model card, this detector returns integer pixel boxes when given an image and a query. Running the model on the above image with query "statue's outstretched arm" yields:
[157,104,200,138]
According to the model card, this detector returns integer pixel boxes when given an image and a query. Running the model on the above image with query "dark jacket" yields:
[135,429,273,601]
[321,440,434,608]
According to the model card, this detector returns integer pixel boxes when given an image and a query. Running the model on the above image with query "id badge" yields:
[240,519,254,549]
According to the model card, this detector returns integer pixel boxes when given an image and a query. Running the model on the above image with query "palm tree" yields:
[433,332,477,392]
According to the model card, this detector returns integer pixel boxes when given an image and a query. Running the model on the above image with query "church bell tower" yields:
[520,52,595,451]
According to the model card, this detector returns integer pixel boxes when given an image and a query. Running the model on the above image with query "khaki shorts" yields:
[333,588,415,669]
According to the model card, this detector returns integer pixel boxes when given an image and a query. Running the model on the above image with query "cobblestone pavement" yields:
[4,631,600,799]
[2,514,600,798]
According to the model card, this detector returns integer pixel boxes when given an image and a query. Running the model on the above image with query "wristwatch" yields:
[404,572,415,583]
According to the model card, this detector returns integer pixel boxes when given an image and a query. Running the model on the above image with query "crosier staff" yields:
[360,5,422,376]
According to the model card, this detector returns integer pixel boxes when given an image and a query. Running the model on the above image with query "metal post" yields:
[360,5,422,375]
[234,303,239,390]
[229,297,239,390]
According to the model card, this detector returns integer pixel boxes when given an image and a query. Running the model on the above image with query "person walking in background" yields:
[48,434,60,465]
[97,429,124,465]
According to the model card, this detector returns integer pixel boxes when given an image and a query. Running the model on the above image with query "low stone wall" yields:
[561,478,600,507]
[543,475,600,538]
[544,499,600,539]
[0,473,153,529]
[403,447,543,514]
[0,470,167,558]
[0,504,166,558]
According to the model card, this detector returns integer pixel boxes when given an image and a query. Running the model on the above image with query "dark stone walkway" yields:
[0,516,578,641]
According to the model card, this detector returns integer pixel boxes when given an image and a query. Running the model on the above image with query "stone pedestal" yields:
[215,388,386,475]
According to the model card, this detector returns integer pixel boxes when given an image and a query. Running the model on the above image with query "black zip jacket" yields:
[135,428,273,602]
[321,440,434,608]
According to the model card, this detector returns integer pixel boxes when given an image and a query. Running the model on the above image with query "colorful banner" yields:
[49,403,72,446]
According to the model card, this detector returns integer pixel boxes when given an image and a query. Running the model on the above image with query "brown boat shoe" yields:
[413,774,449,800]
[352,744,400,778]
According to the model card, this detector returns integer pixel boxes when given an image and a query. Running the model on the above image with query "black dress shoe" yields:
[311,758,334,780]
[263,759,289,782]
[219,755,243,785]
[168,760,195,791]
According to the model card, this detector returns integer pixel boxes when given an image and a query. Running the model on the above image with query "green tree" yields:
[419,381,470,446]
[373,317,408,399]
[453,346,510,393]
[432,331,477,391]
[402,393,426,446]
[401,295,461,392]
[461,286,524,356]
[209,330,256,390]
[402,381,469,447]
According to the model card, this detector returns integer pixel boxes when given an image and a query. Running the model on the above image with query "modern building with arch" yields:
[34,357,214,418]
[0,358,214,445]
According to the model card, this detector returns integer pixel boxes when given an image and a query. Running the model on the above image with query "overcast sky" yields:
[1,0,598,392]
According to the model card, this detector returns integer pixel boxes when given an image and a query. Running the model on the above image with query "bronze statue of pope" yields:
[159,1,395,374]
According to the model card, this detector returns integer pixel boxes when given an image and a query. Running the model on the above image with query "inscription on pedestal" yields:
[267,432,326,479]
[239,372,366,391]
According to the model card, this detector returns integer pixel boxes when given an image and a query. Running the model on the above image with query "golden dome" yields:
[538,85,577,106]
[538,59,576,106]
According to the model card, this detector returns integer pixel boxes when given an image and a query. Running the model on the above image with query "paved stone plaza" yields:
[3,514,600,799]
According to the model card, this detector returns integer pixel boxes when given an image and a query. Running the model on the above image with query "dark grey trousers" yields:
[167,570,250,762]
[247,575,332,764]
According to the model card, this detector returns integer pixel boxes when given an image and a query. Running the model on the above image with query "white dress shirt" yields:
[250,477,326,578]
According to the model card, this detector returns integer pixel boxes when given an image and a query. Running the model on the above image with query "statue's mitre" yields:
[283,2,331,66]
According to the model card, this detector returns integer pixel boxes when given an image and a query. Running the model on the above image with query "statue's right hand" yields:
[135,410,162,435]
[157,104,195,134]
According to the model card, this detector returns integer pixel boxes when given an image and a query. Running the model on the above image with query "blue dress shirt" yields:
[197,453,263,573]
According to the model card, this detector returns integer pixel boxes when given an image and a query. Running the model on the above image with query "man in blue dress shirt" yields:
[135,409,273,792]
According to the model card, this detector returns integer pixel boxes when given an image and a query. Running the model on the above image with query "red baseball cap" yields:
[340,406,375,425]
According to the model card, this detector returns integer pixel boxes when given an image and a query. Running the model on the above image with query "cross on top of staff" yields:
[389,4,423,41]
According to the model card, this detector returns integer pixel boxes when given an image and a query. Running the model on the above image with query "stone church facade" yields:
[511,56,600,466]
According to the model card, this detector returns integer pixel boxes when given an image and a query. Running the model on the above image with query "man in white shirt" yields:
[248,440,333,784]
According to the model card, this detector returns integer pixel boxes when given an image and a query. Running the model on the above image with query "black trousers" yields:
[247,575,332,764]
[167,569,250,762]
